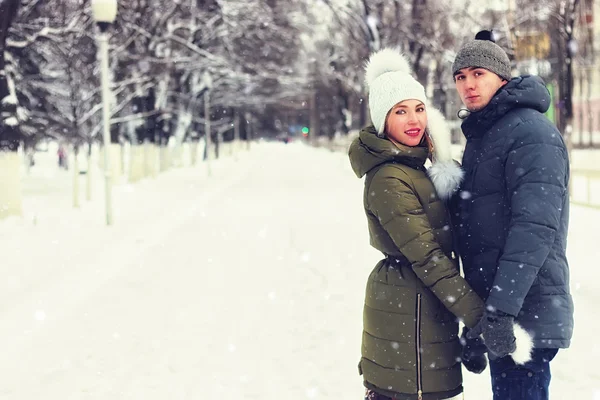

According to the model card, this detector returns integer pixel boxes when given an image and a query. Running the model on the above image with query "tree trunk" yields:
[132,95,146,145]
[309,90,319,142]
[586,66,593,148]
[0,61,20,152]
[578,68,584,147]
[0,149,22,219]
[106,122,122,182]
[73,144,80,208]
[110,122,120,143]
[216,131,222,160]
[191,137,199,165]
[0,0,22,219]
[86,142,92,201]
[143,140,156,178]
[562,53,575,197]
[233,108,240,158]
[145,89,157,144]
[159,143,170,172]
[204,90,212,175]
[336,83,350,136]
[23,136,34,174]
[359,95,367,127]
[245,112,253,150]
[0,0,21,151]
[129,143,145,182]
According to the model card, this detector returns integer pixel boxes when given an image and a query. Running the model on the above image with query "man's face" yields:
[454,67,507,112]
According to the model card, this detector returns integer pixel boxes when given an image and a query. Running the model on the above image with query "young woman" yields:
[349,48,485,400]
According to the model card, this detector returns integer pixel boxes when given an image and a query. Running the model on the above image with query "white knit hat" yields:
[365,48,427,134]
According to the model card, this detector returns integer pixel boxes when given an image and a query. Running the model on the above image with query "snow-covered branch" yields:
[7,17,81,48]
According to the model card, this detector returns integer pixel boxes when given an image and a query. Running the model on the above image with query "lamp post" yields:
[91,0,117,225]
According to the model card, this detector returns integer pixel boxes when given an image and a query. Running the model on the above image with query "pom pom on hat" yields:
[474,29,495,42]
[364,48,427,134]
[365,48,412,89]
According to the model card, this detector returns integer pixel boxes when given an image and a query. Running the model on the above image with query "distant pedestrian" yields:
[58,144,68,169]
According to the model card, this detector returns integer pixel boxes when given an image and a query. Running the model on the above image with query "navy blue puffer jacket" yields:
[455,75,574,348]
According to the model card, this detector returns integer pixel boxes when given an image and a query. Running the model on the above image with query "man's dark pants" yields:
[490,348,558,400]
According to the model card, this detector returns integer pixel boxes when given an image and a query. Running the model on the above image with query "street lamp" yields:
[91,0,117,225]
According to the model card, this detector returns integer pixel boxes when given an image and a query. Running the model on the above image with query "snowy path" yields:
[0,142,598,399]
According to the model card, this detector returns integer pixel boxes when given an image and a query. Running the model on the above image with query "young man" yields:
[451,31,574,399]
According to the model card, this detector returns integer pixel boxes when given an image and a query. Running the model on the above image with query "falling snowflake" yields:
[258,227,267,239]
[306,387,319,399]
[551,298,562,307]
[34,310,46,321]
[460,191,472,200]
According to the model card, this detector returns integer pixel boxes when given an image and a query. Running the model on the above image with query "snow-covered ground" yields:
[1,142,599,399]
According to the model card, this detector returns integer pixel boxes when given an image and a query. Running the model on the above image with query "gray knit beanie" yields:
[452,30,511,81]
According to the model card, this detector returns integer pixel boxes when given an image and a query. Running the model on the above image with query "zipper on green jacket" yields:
[416,293,423,400]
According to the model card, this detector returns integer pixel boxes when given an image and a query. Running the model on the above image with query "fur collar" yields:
[425,107,463,200]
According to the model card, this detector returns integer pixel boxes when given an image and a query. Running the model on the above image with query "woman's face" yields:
[384,99,427,147]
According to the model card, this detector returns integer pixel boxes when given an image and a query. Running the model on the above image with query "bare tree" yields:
[0,0,22,151]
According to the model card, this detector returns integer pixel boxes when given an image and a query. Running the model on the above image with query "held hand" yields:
[460,327,487,374]
[467,309,516,359]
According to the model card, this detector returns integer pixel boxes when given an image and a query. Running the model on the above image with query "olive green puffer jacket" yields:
[349,126,484,400]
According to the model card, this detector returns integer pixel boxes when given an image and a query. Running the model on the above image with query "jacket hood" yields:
[462,75,551,138]
[348,125,428,178]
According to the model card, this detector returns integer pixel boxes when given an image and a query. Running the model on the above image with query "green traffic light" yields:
[301,127,309,134]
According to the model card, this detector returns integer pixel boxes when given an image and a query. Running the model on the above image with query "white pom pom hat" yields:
[365,48,427,134]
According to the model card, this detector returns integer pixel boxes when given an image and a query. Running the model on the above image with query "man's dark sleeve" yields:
[486,121,569,316]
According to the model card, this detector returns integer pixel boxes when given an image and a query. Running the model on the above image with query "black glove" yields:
[460,327,488,374]
[467,308,516,358]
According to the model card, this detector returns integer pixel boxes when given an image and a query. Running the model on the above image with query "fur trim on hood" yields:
[425,107,463,200]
